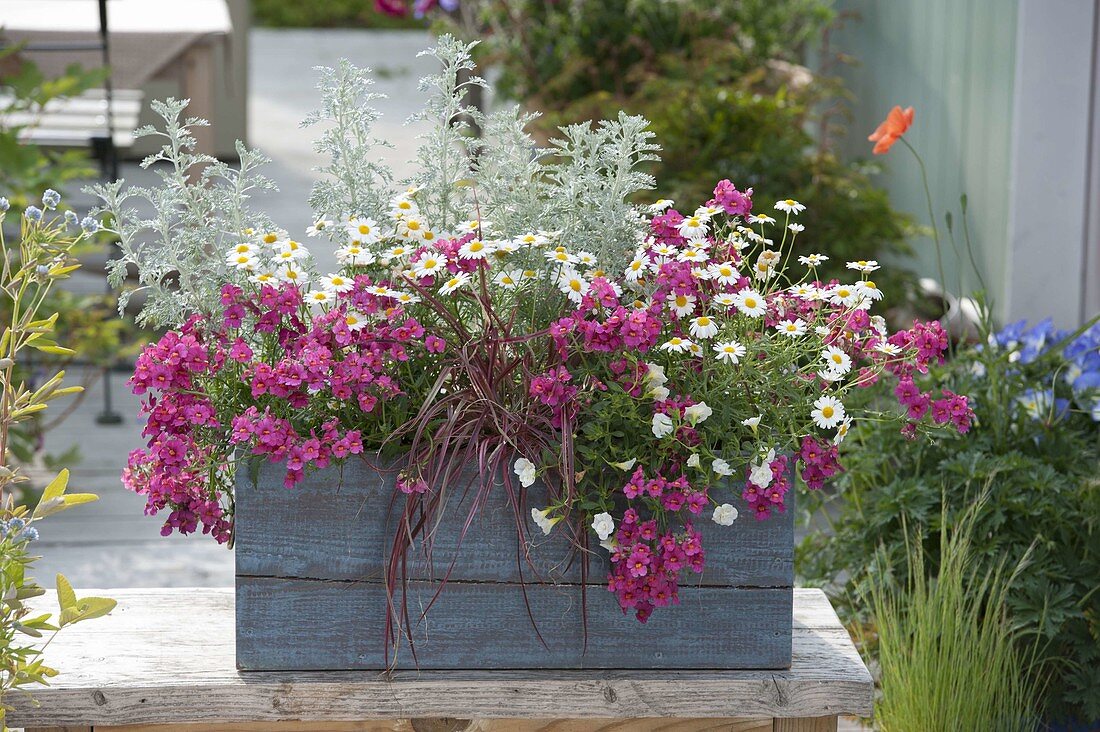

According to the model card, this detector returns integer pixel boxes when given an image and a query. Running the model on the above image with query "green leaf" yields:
[55,573,76,612]
[60,596,117,626]
[34,469,69,518]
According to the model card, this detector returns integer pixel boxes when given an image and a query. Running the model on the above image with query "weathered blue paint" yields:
[235,457,794,671]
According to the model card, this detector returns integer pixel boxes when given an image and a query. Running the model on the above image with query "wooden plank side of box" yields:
[236,576,793,671]
[234,458,794,587]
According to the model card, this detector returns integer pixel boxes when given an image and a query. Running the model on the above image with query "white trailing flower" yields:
[531,507,561,535]
[514,457,537,488]
[712,458,733,476]
[684,401,713,425]
[712,503,739,526]
[591,512,615,541]
[651,412,674,438]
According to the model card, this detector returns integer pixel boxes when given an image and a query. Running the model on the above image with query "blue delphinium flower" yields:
[81,216,101,234]
[24,205,43,222]
[0,196,9,212]
[64,209,79,228]
[42,188,61,209]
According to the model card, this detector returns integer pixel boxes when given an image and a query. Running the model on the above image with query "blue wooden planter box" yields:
[234,457,794,671]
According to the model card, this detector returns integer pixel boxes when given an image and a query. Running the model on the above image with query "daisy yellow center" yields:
[235,244,250,253]
[669,338,683,345]
[391,247,404,255]
[821,406,835,418]
[286,271,299,280]
[838,289,851,297]
[263,233,278,244]
[631,261,642,271]
[865,280,877,289]
[287,241,300,250]
[687,217,700,226]
[524,270,537,278]
[744,297,757,308]
[446,278,460,287]
[719,267,732,276]
[786,324,797,331]
[785,199,795,205]
[346,315,359,325]
[423,231,435,240]
[502,276,515,285]
[331,277,345,286]
[831,354,844,364]
[522,235,536,243]
[423,259,438,269]
[406,221,421,231]
[398,201,412,210]
[312,293,327,301]
[569,279,583,292]
[675,295,689,308]
[470,242,484,252]
[697,317,711,326]
[358,224,371,235]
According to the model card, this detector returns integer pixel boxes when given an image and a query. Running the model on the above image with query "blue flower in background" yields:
[64,210,79,228]
[1017,388,1070,423]
[81,216,100,234]
[24,206,43,222]
[0,517,39,543]
[41,188,61,209]
[0,197,9,212]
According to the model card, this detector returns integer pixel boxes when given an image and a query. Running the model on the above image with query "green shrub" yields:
[252,0,428,28]
[800,314,1100,719]
[866,501,1045,730]
[482,0,914,301]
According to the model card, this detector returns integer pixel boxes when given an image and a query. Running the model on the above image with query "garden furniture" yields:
[10,587,871,732]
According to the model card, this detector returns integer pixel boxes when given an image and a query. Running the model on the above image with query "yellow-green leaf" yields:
[36,492,98,518]
[29,344,75,356]
[60,596,116,626]
[39,469,69,504]
[56,574,76,613]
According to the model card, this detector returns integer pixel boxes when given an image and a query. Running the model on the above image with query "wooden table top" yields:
[9,587,872,728]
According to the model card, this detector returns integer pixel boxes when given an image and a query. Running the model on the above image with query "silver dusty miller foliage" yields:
[92,36,659,328]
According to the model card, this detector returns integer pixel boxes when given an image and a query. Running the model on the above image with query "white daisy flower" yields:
[307,289,334,306]
[732,289,767,317]
[713,292,739,309]
[829,284,861,307]
[439,272,471,295]
[398,218,430,241]
[833,417,853,445]
[229,242,256,256]
[651,242,679,258]
[259,230,286,247]
[382,244,411,262]
[514,232,548,247]
[494,270,521,289]
[660,336,695,354]
[648,198,675,213]
[575,251,598,267]
[412,252,447,278]
[226,252,259,270]
[822,346,853,375]
[279,266,306,286]
[625,253,652,282]
[695,204,722,219]
[393,291,420,305]
[846,259,881,273]
[343,310,368,331]
[748,213,777,225]
[787,284,816,300]
[811,395,846,429]
[345,217,380,242]
[249,271,277,286]
[713,340,747,364]
[545,249,577,265]
[678,247,709,264]
[390,197,418,219]
[777,318,807,337]
[666,292,697,318]
[856,280,884,301]
[712,503,738,526]
[320,273,354,294]
[788,223,805,233]
[277,239,310,259]
[818,369,846,384]
[774,199,806,214]
[709,261,739,286]
[457,219,490,236]
[689,315,719,340]
[557,268,590,303]
[874,342,902,356]
[677,216,709,240]
[306,216,334,237]
[458,238,494,260]
[367,284,395,298]
[753,259,777,280]
[798,253,829,266]
[338,245,376,267]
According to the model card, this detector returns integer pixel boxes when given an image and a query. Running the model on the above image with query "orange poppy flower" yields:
[868,105,914,155]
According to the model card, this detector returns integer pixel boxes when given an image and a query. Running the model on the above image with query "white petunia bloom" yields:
[777,318,807,338]
[649,384,671,401]
[712,458,733,476]
[645,362,668,385]
[651,412,674,438]
[439,272,471,295]
[531,507,561,535]
[750,448,777,488]
[684,401,713,425]
[686,453,701,468]
[742,415,761,429]
[514,457,537,487]
[591,512,616,541]
[689,316,719,340]
[610,458,638,470]
[811,395,846,429]
[660,336,694,354]
[713,340,747,364]
[774,199,806,214]
[712,503,739,526]
[732,289,767,317]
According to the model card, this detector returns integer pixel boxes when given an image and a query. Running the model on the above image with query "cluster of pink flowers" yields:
[608,508,705,623]
[741,454,793,521]
[529,366,579,427]
[799,437,842,491]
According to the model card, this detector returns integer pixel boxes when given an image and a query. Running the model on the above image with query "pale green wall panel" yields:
[832,0,1018,317]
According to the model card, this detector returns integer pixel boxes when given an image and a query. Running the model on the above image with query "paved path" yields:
[36,29,433,589]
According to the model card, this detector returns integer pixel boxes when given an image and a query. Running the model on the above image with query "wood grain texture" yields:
[234,458,794,587]
[773,717,839,732]
[77,719,774,731]
[7,589,871,729]
[236,578,792,670]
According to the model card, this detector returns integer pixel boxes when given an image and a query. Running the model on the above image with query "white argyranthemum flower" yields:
[709,261,739,286]
[545,248,577,266]
[871,315,888,335]
[748,212,777,225]
[337,244,376,267]
[413,252,447,278]
[788,223,805,233]
[684,401,713,425]
[695,204,722,219]
[383,244,411,262]
[753,260,777,280]
[439,272,471,295]
[666,292,697,318]
[651,242,679,259]
[777,318,807,338]
[651,412,675,438]
[367,284,394,298]
[320,273,354,294]
[648,198,674,213]
[514,457,537,488]
[307,216,334,237]
[834,416,853,445]
[812,395,846,429]
[688,315,719,340]
[458,238,494,260]
[575,251,598,267]
[345,216,380,242]
[774,199,806,214]
[625,253,652,282]
[846,259,881,273]
[249,271,277,286]
[822,346,853,375]
[307,289,334,306]
[829,284,861,307]
[732,289,767,317]
[660,336,695,354]
[393,291,420,306]
[279,266,306,286]
[457,219,489,236]
[857,280,884,301]
[712,458,733,477]
[531,507,561,536]
[494,270,521,289]
[677,215,709,240]
[390,196,418,219]
[226,252,259,270]
[678,247,709,264]
[591,512,616,542]
[788,284,817,300]
[514,232,548,247]
[798,253,829,266]
[712,503,738,526]
[875,342,902,356]
[229,242,257,256]
[557,268,590,303]
[713,292,738,309]
[713,340,747,364]
[277,239,310,259]
[398,217,430,241]
[343,310,368,331]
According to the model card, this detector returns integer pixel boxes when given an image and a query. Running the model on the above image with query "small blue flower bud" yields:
[0,197,9,212]
[8,517,25,531]
[42,188,61,209]
[81,216,101,234]
[24,206,43,222]
[65,210,79,227]
[16,526,40,543]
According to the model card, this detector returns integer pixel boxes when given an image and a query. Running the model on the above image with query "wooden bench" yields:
[0,88,143,152]
[10,587,872,732]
